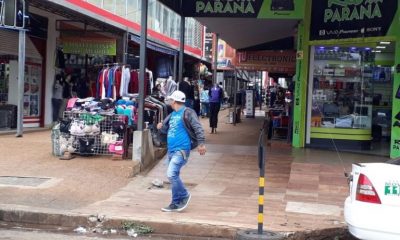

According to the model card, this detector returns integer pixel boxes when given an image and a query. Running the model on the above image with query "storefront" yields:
[295,0,400,158]
[0,13,48,129]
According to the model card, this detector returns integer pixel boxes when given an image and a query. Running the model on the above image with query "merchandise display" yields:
[96,64,154,99]
[52,93,169,158]
[311,47,376,130]
[309,45,394,151]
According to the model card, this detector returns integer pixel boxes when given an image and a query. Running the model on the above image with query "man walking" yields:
[157,91,206,212]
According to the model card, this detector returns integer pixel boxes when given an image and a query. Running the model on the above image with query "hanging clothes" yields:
[114,67,122,99]
[129,70,139,94]
[120,66,131,97]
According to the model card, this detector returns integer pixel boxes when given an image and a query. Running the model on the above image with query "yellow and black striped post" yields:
[236,121,283,240]
[257,127,266,234]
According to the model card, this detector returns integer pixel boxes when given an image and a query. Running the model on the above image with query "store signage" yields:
[296,51,304,60]
[237,50,296,74]
[204,28,213,62]
[310,0,398,40]
[61,38,117,56]
[393,66,400,157]
[217,39,236,70]
[182,0,304,19]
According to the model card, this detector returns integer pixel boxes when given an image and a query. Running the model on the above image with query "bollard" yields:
[236,122,284,240]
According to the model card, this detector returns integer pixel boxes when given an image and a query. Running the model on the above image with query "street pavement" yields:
[0,109,386,238]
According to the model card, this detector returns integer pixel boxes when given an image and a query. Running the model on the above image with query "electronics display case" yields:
[310,47,375,150]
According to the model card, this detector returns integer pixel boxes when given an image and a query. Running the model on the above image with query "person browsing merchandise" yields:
[157,91,206,212]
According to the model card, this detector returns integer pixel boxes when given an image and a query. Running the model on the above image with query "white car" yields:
[344,159,400,240]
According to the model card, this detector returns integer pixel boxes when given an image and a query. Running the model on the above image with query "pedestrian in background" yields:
[157,91,206,212]
[200,85,210,118]
[208,83,223,134]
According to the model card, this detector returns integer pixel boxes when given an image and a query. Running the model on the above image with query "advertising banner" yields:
[310,0,398,40]
[182,0,304,19]
[204,28,213,62]
[217,39,236,70]
[61,38,117,56]
[392,41,400,158]
[237,50,296,74]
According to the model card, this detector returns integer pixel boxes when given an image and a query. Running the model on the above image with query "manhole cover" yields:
[0,176,51,187]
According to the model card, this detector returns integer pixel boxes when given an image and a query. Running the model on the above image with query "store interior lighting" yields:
[379,41,391,45]
[376,46,386,49]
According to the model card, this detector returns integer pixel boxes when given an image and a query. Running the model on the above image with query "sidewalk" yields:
[0,110,386,238]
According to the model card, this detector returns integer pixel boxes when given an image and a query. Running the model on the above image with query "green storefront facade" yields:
[292,0,400,159]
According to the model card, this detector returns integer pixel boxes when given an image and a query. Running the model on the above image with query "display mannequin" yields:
[52,74,63,122]
[164,76,177,97]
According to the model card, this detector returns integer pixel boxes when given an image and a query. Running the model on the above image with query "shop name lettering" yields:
[246,55,296,63]
[196,0,256,14]
[393,139,400,150]
[64,41,115,54]
[324,0,383,23]
[385,181,400,196]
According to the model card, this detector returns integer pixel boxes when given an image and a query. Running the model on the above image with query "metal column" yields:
[213,33,219,85]
[178,15,185,82]
[122,30,128,64]
[173,54,177,81]
[137,0,148,131]
[233,68,238,126]
[16,30,26,137]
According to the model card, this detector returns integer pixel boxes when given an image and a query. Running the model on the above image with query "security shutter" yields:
[0,29,42,59]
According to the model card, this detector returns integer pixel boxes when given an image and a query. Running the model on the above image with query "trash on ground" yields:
[151,179,164,188]
[127,229,138,238]
[73,226,87,234]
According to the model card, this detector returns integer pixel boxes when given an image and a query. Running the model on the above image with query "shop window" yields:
[127,0,140,24]
[172,15,180,41]
[115,0,127,17]
[309,45,394,152]
[103,0,116,13]
[169,12,177,40]
[87,0,102,7]
[162,7,169,36]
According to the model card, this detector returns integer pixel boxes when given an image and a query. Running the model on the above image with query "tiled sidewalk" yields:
[75,112,385,233]
[0,110,386,236]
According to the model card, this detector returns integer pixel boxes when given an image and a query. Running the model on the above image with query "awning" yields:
[130,34,177,56]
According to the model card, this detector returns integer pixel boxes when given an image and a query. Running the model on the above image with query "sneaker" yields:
[177,193,191,211]
[161,203,180,212]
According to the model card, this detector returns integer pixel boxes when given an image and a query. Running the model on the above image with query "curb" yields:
[0,208,238,238]
[0,208,353,239]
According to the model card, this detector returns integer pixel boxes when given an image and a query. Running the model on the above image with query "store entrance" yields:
[307,42,395,157]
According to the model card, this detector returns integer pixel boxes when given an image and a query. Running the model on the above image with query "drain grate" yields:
[0,176,51,187]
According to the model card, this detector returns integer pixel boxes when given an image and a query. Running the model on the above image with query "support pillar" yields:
[213,33,219,85]
[178,15,185,82]
[16,30,26,137]
[137,0,148,132]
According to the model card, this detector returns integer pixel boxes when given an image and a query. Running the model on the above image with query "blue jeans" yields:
[167,150,190,205]
[201,102,209,117]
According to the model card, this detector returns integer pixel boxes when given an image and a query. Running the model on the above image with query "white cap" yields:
[167,91,186,103]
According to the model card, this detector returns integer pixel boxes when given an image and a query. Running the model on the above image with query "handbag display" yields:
[101,132,119,145]
[59,119,72,134]
[108,141,124,155]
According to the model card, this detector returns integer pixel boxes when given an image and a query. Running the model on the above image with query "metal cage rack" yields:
[59,111,129,157]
